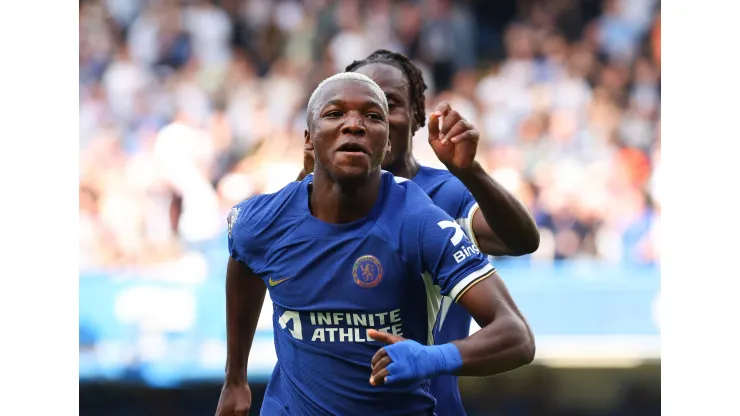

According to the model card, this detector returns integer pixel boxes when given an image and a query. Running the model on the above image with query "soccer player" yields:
[297,50,540,415]
[216,73,534,415]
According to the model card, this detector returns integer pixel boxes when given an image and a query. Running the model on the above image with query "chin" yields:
[332,164,381,188]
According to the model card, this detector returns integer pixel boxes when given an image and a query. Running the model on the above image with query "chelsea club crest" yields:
[352,255,383,288]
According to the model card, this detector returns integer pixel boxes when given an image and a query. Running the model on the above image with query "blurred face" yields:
[353,63,413,169]
[305,79,390,183]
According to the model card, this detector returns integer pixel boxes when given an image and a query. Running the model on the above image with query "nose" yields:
[341,111,366,136]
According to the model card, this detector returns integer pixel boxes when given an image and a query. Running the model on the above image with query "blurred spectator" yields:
[79,0,660,271]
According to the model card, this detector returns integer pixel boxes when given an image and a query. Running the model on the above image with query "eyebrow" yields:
[384,92,404,102]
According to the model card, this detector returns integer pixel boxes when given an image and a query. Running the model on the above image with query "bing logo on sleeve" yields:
[352,255,383,288]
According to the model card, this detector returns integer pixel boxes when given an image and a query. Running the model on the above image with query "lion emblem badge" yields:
[352,255,383,288]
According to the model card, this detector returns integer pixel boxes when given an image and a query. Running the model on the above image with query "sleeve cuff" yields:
[449,263,495,303]
[456,203,480,248]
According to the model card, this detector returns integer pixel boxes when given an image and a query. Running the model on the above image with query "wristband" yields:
[426,342,464,375]
[384,341,463,384]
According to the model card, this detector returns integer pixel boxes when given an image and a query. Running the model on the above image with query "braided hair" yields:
[345,50,428,134]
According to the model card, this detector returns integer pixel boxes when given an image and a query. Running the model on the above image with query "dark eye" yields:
[388,103,398,110]
[366,112,384,120]
[324,110,342,118]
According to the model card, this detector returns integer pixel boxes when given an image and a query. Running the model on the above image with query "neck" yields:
[383,154,420,179]
[309,169,383,223]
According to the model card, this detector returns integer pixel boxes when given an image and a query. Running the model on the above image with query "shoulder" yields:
[384,171,435,208]
[382,171,451,228]
[415,165,468,194]
[229,181,304,238]
[413,166,474,220]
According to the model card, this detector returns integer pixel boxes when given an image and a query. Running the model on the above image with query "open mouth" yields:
[336,142,369,156]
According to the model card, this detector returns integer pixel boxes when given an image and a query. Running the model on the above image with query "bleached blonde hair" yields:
[306,72,389,129]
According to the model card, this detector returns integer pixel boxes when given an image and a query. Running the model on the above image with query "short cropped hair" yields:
[306,72,389,129]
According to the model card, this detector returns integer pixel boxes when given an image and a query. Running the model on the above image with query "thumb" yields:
[367,329,404,345]
[428,112,441,142]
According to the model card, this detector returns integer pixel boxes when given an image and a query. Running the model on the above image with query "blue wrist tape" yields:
[384,341,463,385]
[427,343,464,375]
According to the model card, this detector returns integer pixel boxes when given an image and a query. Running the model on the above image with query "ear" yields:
[304,129,314,151]
[384,137,391,156]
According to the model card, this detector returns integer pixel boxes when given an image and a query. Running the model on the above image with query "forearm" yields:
[451,314,535,377]
[449,161,539,255]
[224,260,266,385]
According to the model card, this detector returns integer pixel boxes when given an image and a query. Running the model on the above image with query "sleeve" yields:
[454,187,480,249]
[226,199,266,272]
[227,203,248,264]
[407,203,495,303]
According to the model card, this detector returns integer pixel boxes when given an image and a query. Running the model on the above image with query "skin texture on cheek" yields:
[353,64,414,170]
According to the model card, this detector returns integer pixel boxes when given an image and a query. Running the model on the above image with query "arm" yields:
[450,162,539,257]
[428,103,540,256]
[216,257,266,415]
[224,257,266,386]
[369,271,534,382]
[368,201,533,385]
[217,203,266,415]
[451,271,535,376]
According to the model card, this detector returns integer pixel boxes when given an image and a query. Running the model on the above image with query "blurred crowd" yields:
[79,0,661,271]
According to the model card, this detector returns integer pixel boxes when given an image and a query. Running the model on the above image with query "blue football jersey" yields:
[412,166,481,416]
[228,171,494,416]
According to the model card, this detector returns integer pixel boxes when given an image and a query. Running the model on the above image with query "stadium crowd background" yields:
[79,0,660,414]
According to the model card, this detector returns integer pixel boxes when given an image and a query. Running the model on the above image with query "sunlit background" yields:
[79,0,661,414]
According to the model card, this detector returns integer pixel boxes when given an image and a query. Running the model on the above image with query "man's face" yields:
[306,79,390,184]
[353,63,413,169]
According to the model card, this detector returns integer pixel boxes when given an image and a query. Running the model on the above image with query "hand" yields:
[368,329,407,386]
[215,383,252,416]
[368,329,464,386]
[428,101,480,171]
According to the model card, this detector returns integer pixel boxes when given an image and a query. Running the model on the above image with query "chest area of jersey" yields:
[260,233,418,310]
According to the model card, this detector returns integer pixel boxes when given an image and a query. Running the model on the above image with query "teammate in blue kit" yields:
[216,72,535,415]
[297,50,541,415]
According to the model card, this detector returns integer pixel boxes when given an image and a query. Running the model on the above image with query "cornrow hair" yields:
[346,49,428,134]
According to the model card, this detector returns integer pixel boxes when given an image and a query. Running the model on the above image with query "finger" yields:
[371,347,388,368]
[449,129,479,145]
[428,112,441,141]
[434,101,452,116]
[383,362,403,385]
[367,329,404,345]
[372,356,392,376]
[442,119,471,143]
[369,367,390,386]
[440,111,462,139]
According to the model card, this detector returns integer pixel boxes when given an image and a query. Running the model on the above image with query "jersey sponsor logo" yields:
[227,206,241,238]
[277,308,404,343]
[437,220,465,246]
[352,255,383,288]
[268,276,294,287]
[453,244,480,263]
